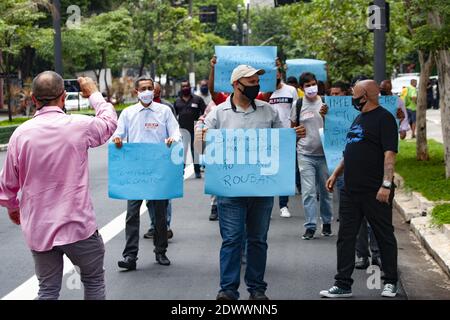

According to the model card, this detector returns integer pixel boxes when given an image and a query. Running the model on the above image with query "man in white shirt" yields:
[269,68,299,218]
[113,76,181,268]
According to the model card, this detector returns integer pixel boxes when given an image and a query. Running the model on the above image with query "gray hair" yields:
[134,76,154,89]
[32,71,64,103]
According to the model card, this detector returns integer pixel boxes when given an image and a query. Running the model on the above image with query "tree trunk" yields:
[102,50,110,100]
[139,48,147,77]
[429,10,450,178]
[416,50,433,161]
[436,49,450,178]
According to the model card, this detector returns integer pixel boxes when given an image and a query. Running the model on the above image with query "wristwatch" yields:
[381,180,392,189]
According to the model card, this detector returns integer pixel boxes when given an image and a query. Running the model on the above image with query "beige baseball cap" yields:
[230,65,265,84]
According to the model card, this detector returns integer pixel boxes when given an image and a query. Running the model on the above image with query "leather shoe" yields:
[156,253,171,266]
[249,291,269,300]
[216,291,235,300]
[355,256,370,269]
[118,256,137,270]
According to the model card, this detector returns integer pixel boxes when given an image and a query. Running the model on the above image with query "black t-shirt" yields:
[344,106,398,193]
[174,94,206,133]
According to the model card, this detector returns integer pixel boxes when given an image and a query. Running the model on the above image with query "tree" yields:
[0,0,51,120]
[274,0,412,82]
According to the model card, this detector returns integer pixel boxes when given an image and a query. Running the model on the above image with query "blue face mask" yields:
[200,86,209,95]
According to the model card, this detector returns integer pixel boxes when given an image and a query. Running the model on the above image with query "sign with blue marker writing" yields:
[203,128,296,197]
[323,96,399,174]
[286,59,327,82]
[108,143,184,200]
[214,46,277,93]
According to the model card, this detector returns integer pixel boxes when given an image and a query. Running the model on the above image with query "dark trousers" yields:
[279,196,289,208]
[335,189,398,290]
[190,134,201,174]
[356,217,380,259]
[123,200,168,258]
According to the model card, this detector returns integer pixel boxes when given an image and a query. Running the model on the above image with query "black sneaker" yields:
[302,228,315,240]
[195,172,202,179]
[249,291,269,300]
[209,205,218,221]
[118,256,137,271]
[155,253,170,266]
[167,229,173,240]
[143,228,155,239]
[321,224,333,236]
[216,291,235,300]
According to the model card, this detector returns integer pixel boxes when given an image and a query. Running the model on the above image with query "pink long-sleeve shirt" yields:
[0,92,117,252]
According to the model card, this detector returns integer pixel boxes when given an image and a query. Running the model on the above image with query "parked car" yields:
[65,92,90,111]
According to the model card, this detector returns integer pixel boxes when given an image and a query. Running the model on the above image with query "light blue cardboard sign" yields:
[108,143,184,200]
[323,96,399,174]
[214,46,277,93]
[286,59,327,82]
[204,128,296,197]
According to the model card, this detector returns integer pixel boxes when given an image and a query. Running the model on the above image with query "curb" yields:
[394,173,450,278]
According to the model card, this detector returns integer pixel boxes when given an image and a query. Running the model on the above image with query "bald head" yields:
[32,71,65,108]
[380,80,392,95]
[353,80,379,100]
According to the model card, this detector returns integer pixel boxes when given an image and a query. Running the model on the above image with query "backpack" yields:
[295,98,303,126]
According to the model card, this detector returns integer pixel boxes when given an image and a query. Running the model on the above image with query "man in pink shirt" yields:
[0,71,117,300]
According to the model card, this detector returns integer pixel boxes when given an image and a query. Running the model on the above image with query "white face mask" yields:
[304,85,318,97]
[138,90,154,105]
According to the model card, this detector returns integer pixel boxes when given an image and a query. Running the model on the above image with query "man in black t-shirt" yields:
[320,80,399,298]
[174,80,207,178]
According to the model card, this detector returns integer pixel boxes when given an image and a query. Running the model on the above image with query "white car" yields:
[65,92,90,111]
[391,75,419,96]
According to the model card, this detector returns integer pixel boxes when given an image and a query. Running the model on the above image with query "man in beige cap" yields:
[195,64,305,300]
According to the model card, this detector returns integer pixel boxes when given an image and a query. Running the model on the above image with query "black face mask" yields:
[276,78,282,86]
[352,95,367,112]
[380,89,389,96]
[238,81,260,101]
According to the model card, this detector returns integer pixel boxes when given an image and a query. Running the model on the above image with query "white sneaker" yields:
[280,207,291,218]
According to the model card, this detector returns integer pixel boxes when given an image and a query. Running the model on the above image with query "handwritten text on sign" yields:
[108,143,184,200]
[323,96,399,174]
[214,46,277,93]
[204,128,296,197]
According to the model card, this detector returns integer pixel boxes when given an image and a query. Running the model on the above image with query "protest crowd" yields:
[0,48,411,300]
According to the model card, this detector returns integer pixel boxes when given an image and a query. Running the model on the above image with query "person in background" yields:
[195,79,212,106]
[403,79,417,139]
[154,82,175,115]
[287,76,305,99]
[0,72,117,299]
[174,80,206,179]
[330,81,350,96]
[268,67,299,218]
[291,72,333,240]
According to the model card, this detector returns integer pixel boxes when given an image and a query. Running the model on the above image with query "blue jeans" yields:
[148,200,172,229]
[217,196,273,299]
[279,196,289,209]
[298,154,333,231]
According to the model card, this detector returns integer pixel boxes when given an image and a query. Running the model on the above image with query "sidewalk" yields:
[394,173,450,279]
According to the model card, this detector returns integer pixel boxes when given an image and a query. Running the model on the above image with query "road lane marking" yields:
[1,164,195,300]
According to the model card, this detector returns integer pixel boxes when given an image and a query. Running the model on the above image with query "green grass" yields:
[70,103,133,115]
[0,118,30,126]
[431,204,450,226]
[396,139,450,201]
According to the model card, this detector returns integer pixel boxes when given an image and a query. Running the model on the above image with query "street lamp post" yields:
[231,4,250,46]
